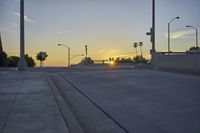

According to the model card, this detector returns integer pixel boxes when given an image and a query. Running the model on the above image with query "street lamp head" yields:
[169,16,180,23]
[57,43,70,48]
[186,25,197,30]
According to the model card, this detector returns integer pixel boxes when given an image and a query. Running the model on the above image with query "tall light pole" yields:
[146,0,155,52]
[152,0,155,52]
[186,25,198,48]
[0,33,3,52]
[58,44,70,67]
[146,0,156,66]
[168,16,180,53]
[18,0,27,70]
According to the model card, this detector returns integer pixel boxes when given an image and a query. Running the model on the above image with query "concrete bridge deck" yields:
[0,67,200,133]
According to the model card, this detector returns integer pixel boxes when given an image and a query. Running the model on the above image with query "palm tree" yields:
[133,42,138,56]
[139,42,143,57]
[36,51,48,67]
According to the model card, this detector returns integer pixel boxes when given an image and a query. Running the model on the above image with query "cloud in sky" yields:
[165,30,195,39]
[13,12,36,23]
[97,49,105,54]
[0,23,18,33]
[58,30,71,35]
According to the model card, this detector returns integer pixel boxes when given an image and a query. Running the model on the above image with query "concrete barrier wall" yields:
[153,53,200,72]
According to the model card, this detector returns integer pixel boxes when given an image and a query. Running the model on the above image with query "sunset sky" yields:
[0,0,200,66]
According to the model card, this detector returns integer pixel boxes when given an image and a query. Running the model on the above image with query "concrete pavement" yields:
[0,71,69,133]
[1,67,200,133]
[51,74,127,133]
[54,69,200,133]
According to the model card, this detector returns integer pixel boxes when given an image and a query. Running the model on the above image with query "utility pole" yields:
[18,0,27,70]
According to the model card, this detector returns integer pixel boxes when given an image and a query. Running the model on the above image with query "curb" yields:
[46,74,84,133]
[50,73,128,133]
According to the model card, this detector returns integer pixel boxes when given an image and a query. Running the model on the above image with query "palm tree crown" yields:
[133,42,138,56]
[36,51,48,67]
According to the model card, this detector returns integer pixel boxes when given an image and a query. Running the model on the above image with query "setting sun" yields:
[110,61,115,65]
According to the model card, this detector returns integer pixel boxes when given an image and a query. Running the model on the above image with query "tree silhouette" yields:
[133,55,148,63]
[7,54,36,67]
[8,56,19,67]
[189,46,199,51]
[25,54,36,67]
[139,42,143,57]
[114,57,132,64]
[133,42,138,56]
[0,51,8,67]
[80,57,94,65]
[36,51,48,67]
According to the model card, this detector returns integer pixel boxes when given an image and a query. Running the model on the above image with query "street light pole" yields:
[152,0,155,52]
[58,44,71,67]
[186,25,198,48]
[196,29,198,48]
[68,47,70,67]
[168,22,170,53]
[18,0,27,70]
[168,16,180,53]
[145,0,156,66]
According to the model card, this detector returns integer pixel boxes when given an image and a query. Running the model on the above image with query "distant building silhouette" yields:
[0,33,3,53]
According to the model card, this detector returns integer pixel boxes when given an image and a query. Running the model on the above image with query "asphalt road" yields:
[61,69,200,133]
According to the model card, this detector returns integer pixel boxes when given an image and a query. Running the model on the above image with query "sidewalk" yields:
[0,71,69,133]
